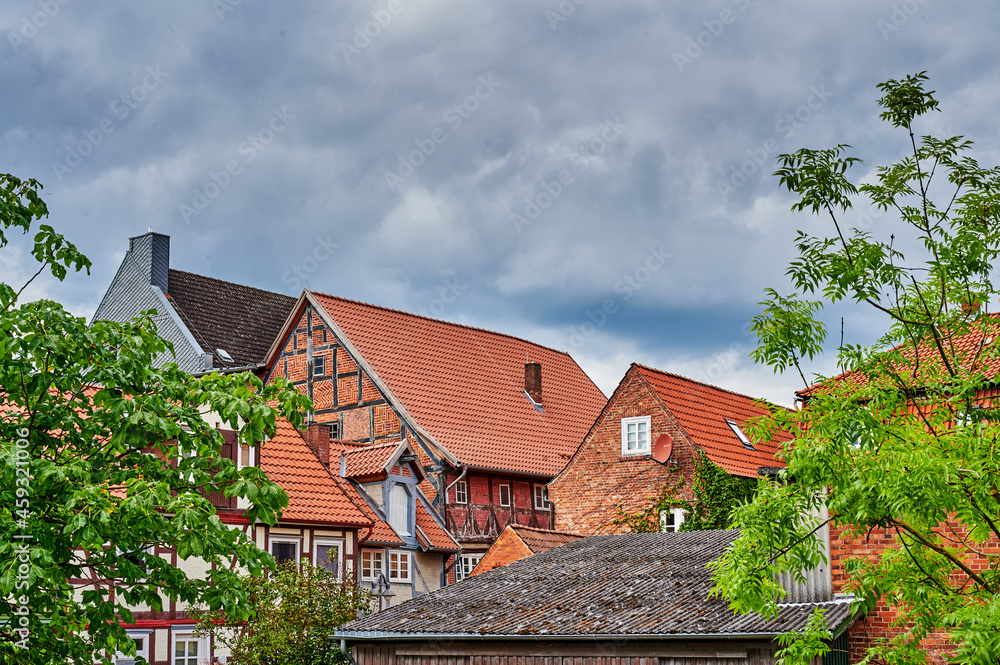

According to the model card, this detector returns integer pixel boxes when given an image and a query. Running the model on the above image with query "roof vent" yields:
[216,348,235,364]
[725,419,756,450]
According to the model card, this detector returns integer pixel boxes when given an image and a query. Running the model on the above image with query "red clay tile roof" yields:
[636,364,791,477]
[508,525,582,554]
[308,292,608,476]
[415,501,461,552]
[167,269,296,368]
[797,315,1000,399]
[259,419,373,527]
[341,441,399,479]
[335,477,405,547]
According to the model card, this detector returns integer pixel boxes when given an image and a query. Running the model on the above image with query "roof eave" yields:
[334,629,839,642]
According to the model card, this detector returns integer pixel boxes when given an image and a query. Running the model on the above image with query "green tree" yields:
[710,73,1000,664]
[0,174,312,664]
[193,562,373,665]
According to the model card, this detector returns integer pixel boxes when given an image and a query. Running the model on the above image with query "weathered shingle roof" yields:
[306,292,608,476]
[167,270,296,368]
[508,524,582,554]
[637,364,792,477]
[337,530,853,639]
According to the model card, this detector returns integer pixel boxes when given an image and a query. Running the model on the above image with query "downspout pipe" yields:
[444,466,467,506]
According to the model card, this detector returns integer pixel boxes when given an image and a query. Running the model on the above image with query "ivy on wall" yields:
[613,451,760,532]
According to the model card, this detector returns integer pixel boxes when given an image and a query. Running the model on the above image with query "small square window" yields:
[388,550,411,582]
[454,480,468,504]
[497,483,511,507]
[533,484,550,511]
[621,416,651,455]
[659,507,687,532]
[455,553,483,582]
[361,549,384,581]
[270,539,298,565]
[313,356,325,377]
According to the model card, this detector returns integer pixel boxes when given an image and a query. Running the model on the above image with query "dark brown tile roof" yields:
[508,525,582,553]
[166,270,296,368]
[337,530,854,639]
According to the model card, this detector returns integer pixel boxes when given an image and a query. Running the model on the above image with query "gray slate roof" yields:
[338,530,854,640]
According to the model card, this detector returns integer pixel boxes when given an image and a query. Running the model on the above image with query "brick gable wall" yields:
[471,529,533,575]
[548,367,699,535]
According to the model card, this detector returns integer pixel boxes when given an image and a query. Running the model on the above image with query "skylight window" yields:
[216,348,235,364]
[725,419,755,450]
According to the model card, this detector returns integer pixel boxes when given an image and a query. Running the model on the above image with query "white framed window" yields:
[313,355,325,377]
[361,548,384,581]
[621,416,651,455]
[533,484,550,511]
[388,550,411,582]
[314,538,344,578]
[725,419,755,450]
[659,507,687,533]
[453,480,468,504]
[497,483,511,507]
[455,553,483,582]
[268,536,300,566]
[389,483,411,536]
[238,442,256,469]
[114,631,151,665]
[171,632,208,665]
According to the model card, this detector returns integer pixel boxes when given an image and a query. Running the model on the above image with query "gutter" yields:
[193,362,266,376]
[333,630,835,643]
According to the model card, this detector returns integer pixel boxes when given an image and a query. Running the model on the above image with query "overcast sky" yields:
[3,0,999,405]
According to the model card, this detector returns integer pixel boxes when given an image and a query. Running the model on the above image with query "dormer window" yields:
[621,416,651,455]
[389,483,411,536]
[725,419,755,450]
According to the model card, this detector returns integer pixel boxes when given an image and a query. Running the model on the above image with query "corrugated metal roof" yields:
[337,530,854,638]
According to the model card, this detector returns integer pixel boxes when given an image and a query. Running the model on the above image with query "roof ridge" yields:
[509,524,581,536]
[169,269,296,302]
[634,362,787,411]
[343,441,400,453]
[309,290,574,358]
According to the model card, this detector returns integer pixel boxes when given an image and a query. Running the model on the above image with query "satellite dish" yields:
[652,434,673,465]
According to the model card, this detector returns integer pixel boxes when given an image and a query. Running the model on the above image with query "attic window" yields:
[725,419,755,450]
[216,348,235,364]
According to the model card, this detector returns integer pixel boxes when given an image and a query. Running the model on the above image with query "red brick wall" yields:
[548,367,698,535]
[830,521,1000,662]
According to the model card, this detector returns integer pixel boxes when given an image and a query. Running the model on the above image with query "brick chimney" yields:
[525,361,542,404]
[129,231,170,293]
[303,422,332,466]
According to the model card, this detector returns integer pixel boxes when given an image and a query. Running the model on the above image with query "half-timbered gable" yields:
[262,290,607,581]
